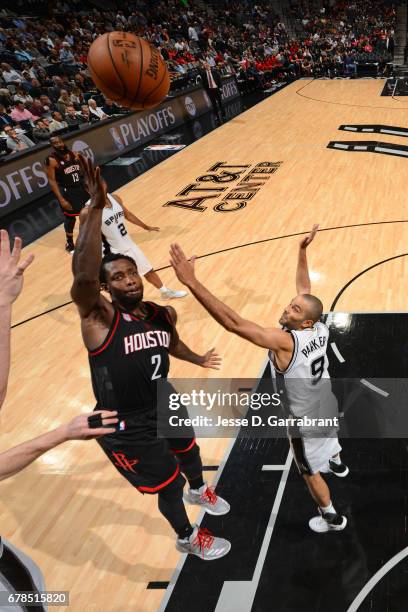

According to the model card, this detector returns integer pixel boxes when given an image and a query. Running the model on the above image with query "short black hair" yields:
[99,253,137,284]
[301,294,323,323]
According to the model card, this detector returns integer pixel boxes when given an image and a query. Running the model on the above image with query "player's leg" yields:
[125,244,187,299]
[63,214,76,253]
[97,435,230,560]
[168,437,230,516]
[290,436,347,533]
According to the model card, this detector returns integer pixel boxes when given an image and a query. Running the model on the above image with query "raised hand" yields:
[200,347,222,370]
[0,230,34,307]
[78,154,106,210]
[169,243,197,287]
[299,224,319,249]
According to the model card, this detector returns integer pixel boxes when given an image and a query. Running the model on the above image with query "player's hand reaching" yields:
[78,154,106,210]
[0,230,34,307]
[299,224,319,249]
[169,243,197,286]
[62,410,118,440]
[200,348,222,370]
[144,225,160,232]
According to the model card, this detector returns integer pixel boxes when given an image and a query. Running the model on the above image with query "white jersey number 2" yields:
[151,354,162,380]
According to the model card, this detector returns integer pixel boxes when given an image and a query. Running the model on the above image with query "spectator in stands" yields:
[57,89,77,114]
[39,95,53,118]
[74,72,94,92]
[10,101,36,124]
[32,118,51,142]
[28,78,44,99]
[0,105,13,130]
[13,87,33,106]
[199,60,224,121]
[59,42,77,69]
[4,125,35,153]
[65,104,83,129]
[102,98,121,116]
[88,98,108,120]
[1,63,22,85]
[49,76,65,102]
[78,104,98,124]
[48,110,68,133]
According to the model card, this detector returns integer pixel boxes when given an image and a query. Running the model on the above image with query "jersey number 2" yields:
[151,354,162,380]
[117,223,127,237]
[310,356,324,385]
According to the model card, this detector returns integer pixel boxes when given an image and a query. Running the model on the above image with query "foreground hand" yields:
[63,410,118,440]
[0,230,34,307]
[200,348,222,370]
[299,224,319,249]
[169,243,197,286]
[78,154,106,209]
[145,225,160,232]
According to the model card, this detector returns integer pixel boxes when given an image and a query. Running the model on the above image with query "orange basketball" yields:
[87,32,170,110]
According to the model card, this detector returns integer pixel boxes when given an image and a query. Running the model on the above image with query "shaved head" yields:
[301,294,323,323]
[279,294,323,330]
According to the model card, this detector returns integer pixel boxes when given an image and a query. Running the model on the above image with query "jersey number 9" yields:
[310,356,324,385]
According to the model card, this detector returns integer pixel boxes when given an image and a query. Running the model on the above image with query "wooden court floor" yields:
[2,79,408,611]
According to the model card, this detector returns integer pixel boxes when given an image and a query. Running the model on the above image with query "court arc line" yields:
[11,219,408,330]
[295,79,408,110]
[360,379,389,397]
[329,252,408,311]
[346,546,408,612]
[330,342,345,363]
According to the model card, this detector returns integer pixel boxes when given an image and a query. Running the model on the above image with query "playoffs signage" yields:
[0,86,214,218]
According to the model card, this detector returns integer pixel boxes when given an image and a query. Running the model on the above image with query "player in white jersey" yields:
[82,182,187,300]
[169,225,349,534]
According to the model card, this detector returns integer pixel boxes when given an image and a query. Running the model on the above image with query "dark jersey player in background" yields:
[45,136,89,253]
[70,156,231,561]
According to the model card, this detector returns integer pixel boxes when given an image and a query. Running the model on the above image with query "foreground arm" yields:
[296,224,319,294]
[0,410,118,481]
[0,230,34,409]
[169,245,292,353]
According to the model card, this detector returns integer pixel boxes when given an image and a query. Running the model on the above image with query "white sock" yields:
[331,454,342,465]
[191,483,206,494]
[159,286,169,293]
[320,501,335,515]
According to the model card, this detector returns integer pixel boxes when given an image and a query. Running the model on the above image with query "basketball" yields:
[87,32,170,110]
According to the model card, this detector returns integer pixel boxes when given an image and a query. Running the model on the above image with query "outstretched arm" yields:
[169,245,292,353]
[296,224,319,295]
[70,156,112,319]
[114,196,160,232]
[165,305,221,369]
[0,410,118,481]
[0,230,34,409]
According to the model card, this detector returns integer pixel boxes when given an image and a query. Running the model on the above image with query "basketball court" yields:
[2,78,408,611]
